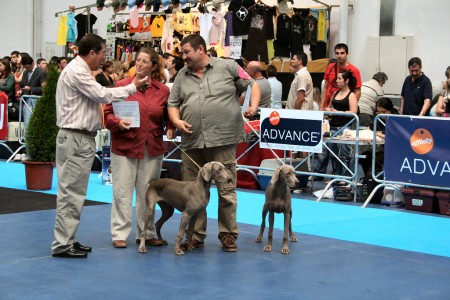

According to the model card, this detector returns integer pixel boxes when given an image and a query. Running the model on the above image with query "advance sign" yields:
[259,108,324,153]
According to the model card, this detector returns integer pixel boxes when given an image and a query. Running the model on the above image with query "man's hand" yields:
[118,119,131,131]
[173,119,193,134]
[243,106,257,118]
[132,75,149,90]
[166,128,177,139]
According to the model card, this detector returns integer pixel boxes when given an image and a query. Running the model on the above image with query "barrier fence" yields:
[362,114,450,208]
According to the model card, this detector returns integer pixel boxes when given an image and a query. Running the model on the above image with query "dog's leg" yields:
[289,208,297,243]
[174,211,191,256]
[138,205,154,253]
[281,211,291,254]
[155,201,174,243]
[263,212,275,252]
[256,205,268,243]
[184,215,198,252]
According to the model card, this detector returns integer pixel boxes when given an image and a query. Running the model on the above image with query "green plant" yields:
[25,66,59,162]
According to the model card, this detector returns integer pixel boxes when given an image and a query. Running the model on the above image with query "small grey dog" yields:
[139,161,232,255]
[256,165,299,254]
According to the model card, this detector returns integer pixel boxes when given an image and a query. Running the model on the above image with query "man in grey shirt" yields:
[358,72,388,127]
[240,61,271,108]
[168,34,260,252]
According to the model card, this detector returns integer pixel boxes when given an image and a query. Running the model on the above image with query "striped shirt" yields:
[56,56,137,132]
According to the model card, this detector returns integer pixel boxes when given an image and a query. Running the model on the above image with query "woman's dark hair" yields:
[0,58,12,78]
[376,97,398,114]
[339,70,357,91]
[101,61,114,72]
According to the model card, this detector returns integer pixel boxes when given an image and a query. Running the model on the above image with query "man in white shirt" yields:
[358,72,388,127]
[52,34,147,259]
[266,64,283,109]
[286,52,313,110]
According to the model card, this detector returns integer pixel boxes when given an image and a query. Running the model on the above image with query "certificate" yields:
[112,101,140,127]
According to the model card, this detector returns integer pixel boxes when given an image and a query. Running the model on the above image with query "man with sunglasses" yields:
[321,43,362,110]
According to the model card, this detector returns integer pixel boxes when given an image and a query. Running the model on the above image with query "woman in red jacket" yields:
[104,47,176,249]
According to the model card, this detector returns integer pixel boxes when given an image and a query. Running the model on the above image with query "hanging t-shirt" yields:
[151,16,165,37]
[75,13,97,42]
[290,14,304,53]
[66,13,78,42]
[224,11,233,46]
[243,6,268,62]
[208,11,225,46]
[57,15,68,46]
[274,14,291,57]
[199,13,213,45]
[303,15,318,45]
[317,10,326,42]
[228,0,255,36]
[264,6,276,40]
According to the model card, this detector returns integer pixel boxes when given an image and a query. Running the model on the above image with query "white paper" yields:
[112,101,140,128]
[241,85,252,113]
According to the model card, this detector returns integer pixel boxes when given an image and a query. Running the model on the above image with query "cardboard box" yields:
[402,188,438,213]
[436,191,450,216]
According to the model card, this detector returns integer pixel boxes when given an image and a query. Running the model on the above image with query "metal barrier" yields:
[162,112,362,200]
[6,95,41,162]
[361,114,450,208]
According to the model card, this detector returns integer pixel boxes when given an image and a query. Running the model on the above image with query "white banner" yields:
[259,108,324,153]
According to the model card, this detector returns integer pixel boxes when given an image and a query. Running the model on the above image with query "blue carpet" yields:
[1,161,450,258]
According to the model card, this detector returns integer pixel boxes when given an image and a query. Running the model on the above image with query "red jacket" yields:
[104,77,175,159]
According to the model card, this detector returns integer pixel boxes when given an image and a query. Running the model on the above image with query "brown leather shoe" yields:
[221,235,237,252]
[135,238,168,246]
[113,240,127,248]
[180,238,204,251]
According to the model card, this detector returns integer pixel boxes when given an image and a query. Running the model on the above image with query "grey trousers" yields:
[181,144,238,242]
[52,129,96,254]
[110,148,163,241]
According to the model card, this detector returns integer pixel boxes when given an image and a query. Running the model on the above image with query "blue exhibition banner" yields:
[384,116,450,187]
[259,108,323,153]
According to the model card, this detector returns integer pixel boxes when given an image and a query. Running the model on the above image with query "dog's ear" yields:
[270,166,282,185]
[200,162,212,181]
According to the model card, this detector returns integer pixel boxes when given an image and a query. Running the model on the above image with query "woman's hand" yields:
[118,119,131,131]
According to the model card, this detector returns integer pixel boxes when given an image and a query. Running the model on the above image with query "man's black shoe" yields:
[52,248,87,258]
[73,242,92,252]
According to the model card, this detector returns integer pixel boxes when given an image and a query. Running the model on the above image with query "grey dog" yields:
[256,164,299,254]
[138,161,232,255]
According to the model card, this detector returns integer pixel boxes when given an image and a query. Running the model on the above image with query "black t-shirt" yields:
[274,14,291,57]
[228,0,255,36]
[264,6,276,40]
[290,14,304,53]
[75,13,97,42]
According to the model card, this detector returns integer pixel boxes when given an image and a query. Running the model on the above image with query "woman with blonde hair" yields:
[104,47,176,249]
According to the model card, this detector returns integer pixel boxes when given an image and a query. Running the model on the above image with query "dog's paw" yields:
[290,235,298,242]
[174,248,185,256]
[281,246,291,255]
[255,236,263,243]
[138,247,148,254]
[263,244,272,252]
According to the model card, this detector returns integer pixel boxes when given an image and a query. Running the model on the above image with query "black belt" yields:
[61,128,97,137]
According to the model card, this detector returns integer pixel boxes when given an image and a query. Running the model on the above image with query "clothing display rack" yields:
[54,3,96,34]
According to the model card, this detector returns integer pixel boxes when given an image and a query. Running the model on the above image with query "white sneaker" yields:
[13,154,22,161]
[20,154,27,161]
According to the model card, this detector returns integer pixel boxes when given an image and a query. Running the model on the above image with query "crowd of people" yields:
[3,33,449,259]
